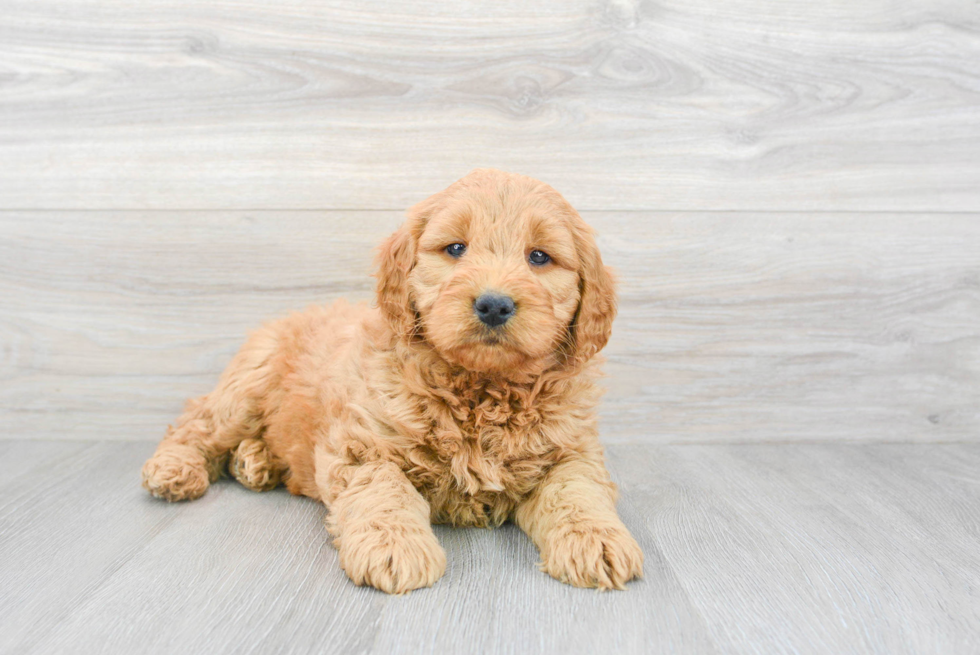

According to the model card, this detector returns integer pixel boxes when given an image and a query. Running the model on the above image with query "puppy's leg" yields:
[324,460,446,594]
[228,438,285,492]
[516,453,643,590]
[142,332,277,502]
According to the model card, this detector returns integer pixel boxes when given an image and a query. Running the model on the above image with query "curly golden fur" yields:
[142,169,643,593]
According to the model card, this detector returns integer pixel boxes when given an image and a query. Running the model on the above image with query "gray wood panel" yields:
[0,441,712,655]
[1,0,978,211]
[2,211,977,444]
[2,440,979,654]
[608,443,980,654]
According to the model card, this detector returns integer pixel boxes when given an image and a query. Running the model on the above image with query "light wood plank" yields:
[609,443,980,654]
[4,441,980,654]
[1,0,978,210]
[604,213,980,442]
[369,496,716,655]
[2,211,977,444]
[0,440,714,655]
[0,439,92,490]
[0,442,174,653]
[0,442,392,655]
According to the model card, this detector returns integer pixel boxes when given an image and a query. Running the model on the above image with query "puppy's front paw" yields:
[540,521,643,590]
[142,444,210,502]
[336,526,447,594]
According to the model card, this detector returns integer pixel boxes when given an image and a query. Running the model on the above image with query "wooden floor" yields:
[2,0,979,652]
[2,440,979,655]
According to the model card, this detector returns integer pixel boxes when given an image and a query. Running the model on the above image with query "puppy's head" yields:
[376,169,615,376]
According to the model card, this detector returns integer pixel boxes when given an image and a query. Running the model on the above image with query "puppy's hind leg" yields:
[229,438,286,492]
[142,331,278,502]
[141,396,223,502]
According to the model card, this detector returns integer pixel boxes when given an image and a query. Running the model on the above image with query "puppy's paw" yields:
[142,444,211,502]
[336,525,447,594]
[540,521,643,590]
[229,438,282,492]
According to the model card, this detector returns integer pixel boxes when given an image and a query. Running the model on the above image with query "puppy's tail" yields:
[142,330,279,501]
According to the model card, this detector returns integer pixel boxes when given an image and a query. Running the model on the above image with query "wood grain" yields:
[3,440,979,654]
[1,211,977,444]
[1,0,978,210]
[608,443,980,654]
[3,0,978,651]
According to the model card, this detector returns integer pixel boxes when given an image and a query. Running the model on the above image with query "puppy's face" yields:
[377,169,615,376]
[412,190,581,373]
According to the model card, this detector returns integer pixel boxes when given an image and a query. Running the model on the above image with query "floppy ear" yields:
[567,221,617,367]
[374,196,437,338]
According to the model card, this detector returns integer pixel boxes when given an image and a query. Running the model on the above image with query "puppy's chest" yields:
[406,394,562,527]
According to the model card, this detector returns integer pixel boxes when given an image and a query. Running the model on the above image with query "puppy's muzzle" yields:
[474,293,516,328]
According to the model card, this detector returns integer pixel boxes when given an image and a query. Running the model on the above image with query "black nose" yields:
[474,293,516,327]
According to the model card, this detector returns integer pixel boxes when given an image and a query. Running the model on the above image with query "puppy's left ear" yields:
[568,220,617,367]
[374,195,437,338]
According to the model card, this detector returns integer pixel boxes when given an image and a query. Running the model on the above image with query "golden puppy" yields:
[142,169,643,593]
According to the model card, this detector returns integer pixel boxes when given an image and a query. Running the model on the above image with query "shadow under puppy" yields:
[142,169,643,593]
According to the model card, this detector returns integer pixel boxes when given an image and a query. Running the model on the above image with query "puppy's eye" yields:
[445,243,467,258]
[528,250,551,266]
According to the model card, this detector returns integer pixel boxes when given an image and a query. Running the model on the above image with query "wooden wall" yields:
[2,0,978,443]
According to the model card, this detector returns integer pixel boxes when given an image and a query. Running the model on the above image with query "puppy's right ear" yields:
[374,196,436,338]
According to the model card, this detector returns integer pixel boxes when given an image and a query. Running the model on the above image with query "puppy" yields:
[142,169,643,593]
